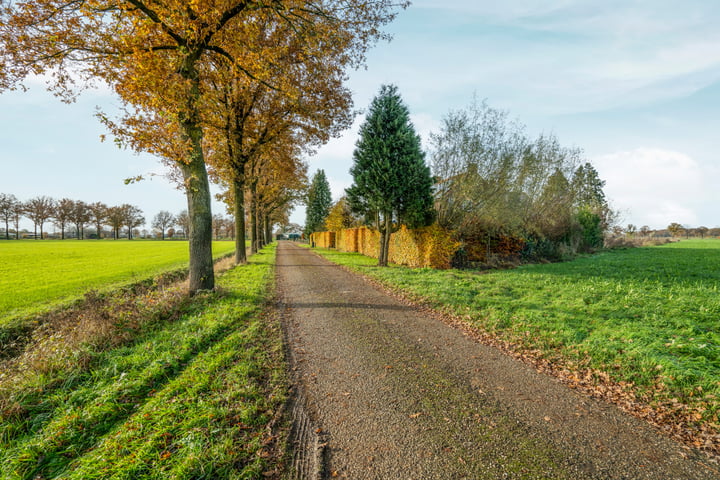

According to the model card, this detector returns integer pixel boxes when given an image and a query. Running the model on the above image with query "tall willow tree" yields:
[347,84,435,266]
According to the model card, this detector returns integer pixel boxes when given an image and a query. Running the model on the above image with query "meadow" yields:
[0,244,285,479]
[0,240,236,322]
[311,239,720,450]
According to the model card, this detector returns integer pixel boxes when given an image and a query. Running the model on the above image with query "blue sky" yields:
[2,0,719,230]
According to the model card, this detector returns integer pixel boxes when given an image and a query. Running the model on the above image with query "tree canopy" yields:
[431,98,613,258]
[1,0,407,292]
[347,84,434,266]
[305,169,333,237]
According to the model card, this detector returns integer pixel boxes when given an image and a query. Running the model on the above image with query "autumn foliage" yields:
[312,225,460,269]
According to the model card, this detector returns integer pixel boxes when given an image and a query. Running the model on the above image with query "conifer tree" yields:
[305,169,333,238]
[347,84,434,266]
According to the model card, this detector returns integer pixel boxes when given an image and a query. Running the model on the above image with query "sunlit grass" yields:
[0,244,285,479]
[311,239,720,422]
[0,240,236,321]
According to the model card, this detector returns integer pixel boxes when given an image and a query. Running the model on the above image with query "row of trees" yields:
[304,85,435,266]
[620,224,720,239]
[0,193,204,240]
[1,0,406,292]
[305,89,614,266]
[0,194,144,240]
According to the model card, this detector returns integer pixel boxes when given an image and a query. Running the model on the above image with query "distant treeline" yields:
[0,194,235,240]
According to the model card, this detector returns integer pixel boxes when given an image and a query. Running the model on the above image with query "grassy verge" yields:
[0,244,287,479]
[0,240,237,323]
[309,240,720,453]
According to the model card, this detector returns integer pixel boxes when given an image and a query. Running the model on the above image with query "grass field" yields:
[310,239,720,439]
[0,244,285,479]
[0,240,236,321]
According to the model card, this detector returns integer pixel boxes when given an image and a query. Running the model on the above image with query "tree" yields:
[640,225,651,237]
[697,226,709,239]
[324,196,357,231]
[152,211,175,240]
[70,201,90,239]
[305,170,333,237]
[668,222,683,237]
[347,84,435,266]
[2,0,408,293]
[212,214,227,240]
[176,210,191,239]
[10,200,23,240]
[626,224,637,236]
[0,193,18,239]
[121,204,145,240]
[87,202,108,239]
[53,198,75,240]
[535,169,573,241]
[106,207,125,239]
[430,98,611,257]
[24,196,55,239]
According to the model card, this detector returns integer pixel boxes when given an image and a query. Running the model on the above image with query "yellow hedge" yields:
[314,224,459,269]
[310,231,335,248]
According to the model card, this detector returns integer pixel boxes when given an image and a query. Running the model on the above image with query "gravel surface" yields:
[275,241,718,479]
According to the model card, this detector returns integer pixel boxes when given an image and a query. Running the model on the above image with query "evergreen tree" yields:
[304,169,332,238]
[347,84,435,266]
[571,162,611,249]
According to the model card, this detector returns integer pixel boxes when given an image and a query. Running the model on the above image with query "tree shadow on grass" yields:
[2,307,255,480]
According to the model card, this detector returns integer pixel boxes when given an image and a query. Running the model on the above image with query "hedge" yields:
[311,225,460,269]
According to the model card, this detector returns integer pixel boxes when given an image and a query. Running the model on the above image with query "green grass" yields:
[311,239,720,423]
[0,244,286,480]
[0,240,236,321]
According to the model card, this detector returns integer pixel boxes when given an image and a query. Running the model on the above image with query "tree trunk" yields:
[178,53,214,294]
[179,152,214,293]
[257,211,265,249]
[378,212,392,266]
[233,178,247,264]
[265,215,272,245]
[249,182,258,254]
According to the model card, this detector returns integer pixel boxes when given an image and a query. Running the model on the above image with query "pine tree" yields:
[347,84,435,266]
[304,169,332,238]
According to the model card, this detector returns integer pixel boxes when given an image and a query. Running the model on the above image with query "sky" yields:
[1,0,719,231]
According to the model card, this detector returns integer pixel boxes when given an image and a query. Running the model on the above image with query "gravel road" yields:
[275,241,717,479]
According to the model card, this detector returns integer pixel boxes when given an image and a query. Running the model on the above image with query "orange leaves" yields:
[317,224,460,269]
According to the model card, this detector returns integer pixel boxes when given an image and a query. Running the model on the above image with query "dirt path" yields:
[275,241,717,479]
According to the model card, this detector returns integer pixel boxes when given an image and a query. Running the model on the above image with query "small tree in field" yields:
[347,84,434,266]
[121,204,145,240]
[70,200,90,239]
[668,222,683,237]
[87,202,107,239]
[53,198,75,239]
[25,196,55,239]
[106,206,124,239]
[0,193,19,239]
[152,211,175,240]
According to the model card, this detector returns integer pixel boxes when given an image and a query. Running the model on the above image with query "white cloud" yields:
[593,148,705,228]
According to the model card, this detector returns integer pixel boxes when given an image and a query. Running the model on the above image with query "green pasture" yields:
[311,239,720,422]
[0,240,236,321]
[0,244,285,479]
